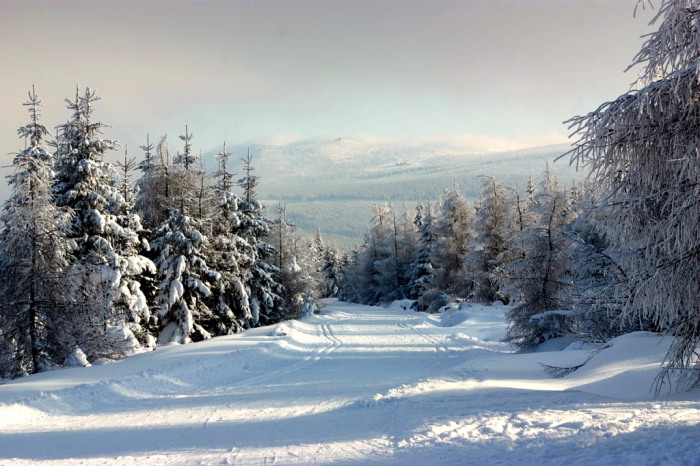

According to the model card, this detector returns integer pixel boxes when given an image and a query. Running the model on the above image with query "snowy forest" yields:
[1,0,700,397]
[0,87,331,379]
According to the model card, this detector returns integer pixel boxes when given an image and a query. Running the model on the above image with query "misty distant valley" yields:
[234,139,581,248]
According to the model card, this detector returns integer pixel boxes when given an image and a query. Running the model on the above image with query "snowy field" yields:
[1,300,699,465]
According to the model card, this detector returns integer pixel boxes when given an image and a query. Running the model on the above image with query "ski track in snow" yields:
[0,300,699,465]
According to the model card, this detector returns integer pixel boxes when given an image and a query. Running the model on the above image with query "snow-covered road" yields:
[1,300,699,465]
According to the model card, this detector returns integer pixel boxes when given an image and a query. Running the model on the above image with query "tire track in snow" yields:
[321,323,343,354]
[216,319,344,392]
[397,319,449,354]
[200,319,346,432]
[341,316,455,446]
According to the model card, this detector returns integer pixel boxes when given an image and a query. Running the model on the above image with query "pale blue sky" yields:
[1,0,655,166]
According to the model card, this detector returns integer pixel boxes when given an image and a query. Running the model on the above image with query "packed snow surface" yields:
[1,300,698,465]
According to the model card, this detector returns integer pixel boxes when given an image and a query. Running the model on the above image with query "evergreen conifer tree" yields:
[500,171,578,350]
[321,245,342,298]
[134,133,170,230]
[150,128,218,342]
[207,142,253,334]
[408,202,435,300]
[236,151,284,325]
[469,176,516,304]
[430,187,474,298]
[0,87,74,377]
[52,87,155,357]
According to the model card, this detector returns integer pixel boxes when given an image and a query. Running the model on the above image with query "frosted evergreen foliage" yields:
[175,125,197,170]
[116,147,138,206]
[351,203,408,304]
[236,154,284,326]
[429,187,474,298]
[151,214,219,344]
[207,142,253,333]
[563,199,641,343]
[408,202,436,306]
[565,0,700,390]
[371,203,407,302]
[469,177,516,303]
[53,87,155,352]
[337,252,361,303]
[394,206,418,299]
[0,87,75,377]
[629,0,700,84]
[307,230,326,294]
[268,206,319,318]
[137,134,155,173]
[171,127,202,217]
[215,142,236,202]
[134,133,170,229]
[321,246,342,298]
[208,227,252,333]
[500,172,578,350]
[239,150,260,204]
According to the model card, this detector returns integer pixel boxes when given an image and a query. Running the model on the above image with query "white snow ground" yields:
[1,300,699,465]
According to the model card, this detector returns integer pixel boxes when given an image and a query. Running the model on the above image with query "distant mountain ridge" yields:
[205,139,584,249]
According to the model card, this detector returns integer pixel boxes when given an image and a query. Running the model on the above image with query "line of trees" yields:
[0,87,340,379]
[338,173,634,349]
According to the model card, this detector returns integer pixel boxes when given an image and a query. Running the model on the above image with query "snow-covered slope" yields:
[1,300,697,465]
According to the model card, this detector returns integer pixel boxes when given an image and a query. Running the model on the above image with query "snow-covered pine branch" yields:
[565,0,700,391]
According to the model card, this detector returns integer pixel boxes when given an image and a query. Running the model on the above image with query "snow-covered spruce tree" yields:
[175,125,197,170]
[468,176,516,304]
[0,87,76,378]
[394,204,419,298]
[352,203,404,305]
[346,209,382,305]
[174,126,210,223]
[192,153,212,223]
[137,134,155,174]
[130,134,160,323]
[337,251,362,303]
[562,188,637,343]
[512,182,538,238]
[53,87,155,358]
[308,229,326,293]
[150,214,219,344]
[407,202,435,301]
[344,238,372,305]
[236,151,284,326]
[429,187,474,299]
[565,0,700,390]
[116,147,138,206]
[494,182,539,290]
[150,129,219,343]
[135,134,174,230]
[112,146,158,346]
[171,125,201,218]
[499,171,578,350]
[268,204,318,318]
[320,244,342,298]
[206,142,252,334]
